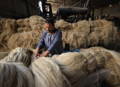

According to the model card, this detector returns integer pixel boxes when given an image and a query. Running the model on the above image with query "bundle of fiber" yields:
[17,27,32,32]
[82,47,120,87]
[7,29,41,50]
[52,52,89,87]
[16,18,31,32]
[16,16,45,32]
[0,18,17,51]
[0,47,33,66]
[30,58,71,87]
[0,52,8,60]
[29,16,45,30]
[55,20,73,30]
[89,20,118,47]
[0,16,45,51]
[16,18,30,27]
[56,19,119,50]
[0,62,34,87]
[62,30,89,49]
[52,47,120,87]
[73,20,90,31]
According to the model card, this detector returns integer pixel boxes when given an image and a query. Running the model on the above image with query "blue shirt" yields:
[37,29,63,54]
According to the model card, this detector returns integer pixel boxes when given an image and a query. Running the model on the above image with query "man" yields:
[34,19,63,57]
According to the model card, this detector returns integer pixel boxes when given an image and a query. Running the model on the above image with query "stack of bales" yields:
[7,16,45,50]
[0,16,45,51]
[56,19,119,50]
[16,16,45,32]
[0,16,120,52]
[52,47,120,87]
[0,47,120,87]
[7,29,42,50]
[0,47,70,87]
[0,47,33,66]
[0,19,17,51]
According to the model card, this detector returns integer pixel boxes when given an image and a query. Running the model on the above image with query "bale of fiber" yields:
[16,16,45,32]
[0,52,9,60]
[7,29,41,50]
[82,47,120,87]
[52,52,89,87]
[0,47,33,67]
[62,30,89,49]
[52,47,120,87]
[55,20,73,30]
[0,62,34,87]
[56,19,119,50]
[30,58,71,87]
[16,18,31,32]
[0,18,17,51]
[29,16,45,30]
[1,16,119,52]
[16,18,30,28]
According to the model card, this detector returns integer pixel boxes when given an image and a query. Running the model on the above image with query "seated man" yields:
[34,19,63,57]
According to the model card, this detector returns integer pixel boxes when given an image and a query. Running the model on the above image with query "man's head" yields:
[44,19,55,32]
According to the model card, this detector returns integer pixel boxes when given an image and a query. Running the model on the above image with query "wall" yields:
[0,0,31,18]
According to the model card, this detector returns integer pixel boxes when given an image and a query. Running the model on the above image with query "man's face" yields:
[44,23,54,32]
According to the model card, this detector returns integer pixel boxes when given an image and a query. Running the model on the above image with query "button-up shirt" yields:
[37,29,63,55]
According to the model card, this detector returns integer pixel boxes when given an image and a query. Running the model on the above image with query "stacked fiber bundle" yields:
[0,18,17,51]
[56,19,119,50]
[0,47,71,87]
[55,20,73,30]
[0,52,8,60]
[30,58,71,87]
[16,15,45,32]
[0,47,33,66]
[0,16,119,52]
[29,16,45,30]
[0,57,71,87]
[52,47,120,87]
[0,47,120,87]
[0,62,34,87]
[0,16,45,52]
[7,29,42,50]
[16,18,31,32]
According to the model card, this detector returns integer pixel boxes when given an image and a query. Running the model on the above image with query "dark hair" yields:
[45,18,54,25]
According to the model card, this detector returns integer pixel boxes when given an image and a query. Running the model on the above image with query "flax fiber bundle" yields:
[0,16,45,51]
[16,18,31,32]
[30,58,71,87]
[0,62,34,87]
[0,47,33,66]
[29,16,45,30]
[0,47,120,87]
[0,16,119,51]
[16,16,45,32]
[52,47,120,87]
[56,19,119,50]
[0,52,8,60]
[0,18,17,51]
[0,47,70,87]
[7,29,41,50]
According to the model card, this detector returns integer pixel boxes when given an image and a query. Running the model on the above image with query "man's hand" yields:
[40,50,49,57]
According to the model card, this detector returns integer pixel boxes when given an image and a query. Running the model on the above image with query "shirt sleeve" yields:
[47,30,62,52]
[36,31,46,49]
